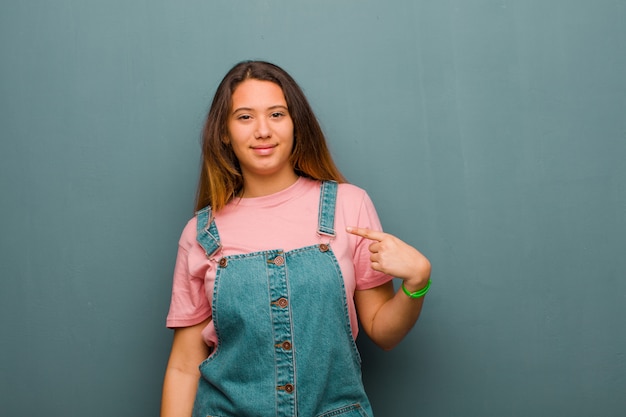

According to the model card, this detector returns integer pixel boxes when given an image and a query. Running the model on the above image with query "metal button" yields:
[273,255,285,266]
[218,258,228,267]
[275,340,292,350]
[281,383,294,393]
[319,243,329,252]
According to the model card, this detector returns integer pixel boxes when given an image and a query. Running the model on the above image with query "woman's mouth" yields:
[251,144,276,156]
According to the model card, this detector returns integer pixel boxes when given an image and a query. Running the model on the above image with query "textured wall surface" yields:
[1,1,625,416]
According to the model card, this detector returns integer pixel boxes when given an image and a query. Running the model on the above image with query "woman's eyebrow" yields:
[232,104,288,113]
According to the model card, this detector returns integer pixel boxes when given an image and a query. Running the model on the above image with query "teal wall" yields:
[1,1,625,416]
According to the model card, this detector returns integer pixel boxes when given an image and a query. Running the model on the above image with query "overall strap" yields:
[317,180,338,237]
[196,206,222,258]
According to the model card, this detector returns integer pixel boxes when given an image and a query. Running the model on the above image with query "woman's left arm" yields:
[349,226,431,351]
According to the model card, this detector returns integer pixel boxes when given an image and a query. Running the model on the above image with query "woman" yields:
[161,61,431,417]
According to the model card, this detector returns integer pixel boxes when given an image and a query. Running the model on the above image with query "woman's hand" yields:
[346,226,431,291]
[348,226,431,350]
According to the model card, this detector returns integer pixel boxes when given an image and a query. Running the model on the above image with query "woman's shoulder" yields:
[296,177,369,204]
[177,214,199,249]
[337,181,367,195]
[336,181,371,205]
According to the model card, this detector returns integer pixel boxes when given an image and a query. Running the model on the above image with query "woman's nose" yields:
[254,117,271,139]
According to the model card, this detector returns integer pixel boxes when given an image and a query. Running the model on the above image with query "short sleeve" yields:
[165,220,212,328]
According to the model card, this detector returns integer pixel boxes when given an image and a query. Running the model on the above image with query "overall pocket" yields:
[317,403,371,417]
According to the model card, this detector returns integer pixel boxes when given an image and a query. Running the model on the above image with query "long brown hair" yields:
[195,60,346,212]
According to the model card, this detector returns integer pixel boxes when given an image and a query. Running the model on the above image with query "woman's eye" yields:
[271,112,284,118]
[237,115,252,120]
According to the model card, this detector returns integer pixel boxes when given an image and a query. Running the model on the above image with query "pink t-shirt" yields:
[166,177,392,347]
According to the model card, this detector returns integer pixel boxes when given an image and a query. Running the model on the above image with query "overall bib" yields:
[192,181,373,417]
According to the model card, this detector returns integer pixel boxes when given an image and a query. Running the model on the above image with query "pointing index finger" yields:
[346,226,385,241]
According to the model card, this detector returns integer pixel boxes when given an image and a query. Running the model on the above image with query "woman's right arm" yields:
[161,318,211,417]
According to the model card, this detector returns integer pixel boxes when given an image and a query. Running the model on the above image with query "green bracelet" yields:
[401,279,431,298]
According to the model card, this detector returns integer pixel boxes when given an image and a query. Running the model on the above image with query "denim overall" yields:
[192,181,373,417]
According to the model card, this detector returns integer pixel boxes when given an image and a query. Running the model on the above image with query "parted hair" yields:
[194,60,346,212]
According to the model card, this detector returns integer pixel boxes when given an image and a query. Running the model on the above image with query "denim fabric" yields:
[192,181,373,417]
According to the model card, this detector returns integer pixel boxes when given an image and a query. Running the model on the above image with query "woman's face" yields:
[227,79,295,184]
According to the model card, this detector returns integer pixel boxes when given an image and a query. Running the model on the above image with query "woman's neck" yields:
[240,171,300,198]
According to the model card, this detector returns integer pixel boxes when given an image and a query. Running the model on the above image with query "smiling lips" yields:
[251,144,277,156]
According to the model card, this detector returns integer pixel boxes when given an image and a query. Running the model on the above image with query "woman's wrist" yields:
[400,279,431,299]
[402,277,430,292]
[402,257,432,292]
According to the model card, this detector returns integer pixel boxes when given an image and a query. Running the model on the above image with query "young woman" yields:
[161,61,431,417]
